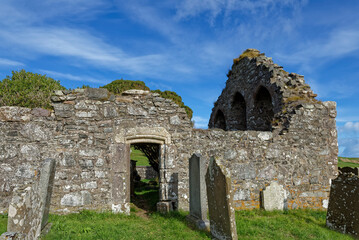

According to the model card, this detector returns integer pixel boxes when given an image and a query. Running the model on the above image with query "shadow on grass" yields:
[150,211,212,238]
[131,179,159,212]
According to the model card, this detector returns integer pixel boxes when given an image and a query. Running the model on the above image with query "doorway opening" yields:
[130,143,160,213]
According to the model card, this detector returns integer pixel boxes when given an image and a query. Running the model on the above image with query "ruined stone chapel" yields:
[0,49,338,214]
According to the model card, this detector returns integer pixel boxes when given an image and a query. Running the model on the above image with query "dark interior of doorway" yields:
[130,143,160,213]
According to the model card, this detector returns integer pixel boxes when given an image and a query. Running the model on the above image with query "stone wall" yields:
[0,49,338,214]
[0,107,57,213]
[136,166,158,180]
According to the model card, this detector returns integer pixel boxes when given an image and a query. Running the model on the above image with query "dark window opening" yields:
[214,110,226,130]
[231,92,247,130]
[253,86,274,131]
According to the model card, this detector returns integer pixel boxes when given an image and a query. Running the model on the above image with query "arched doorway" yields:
[130,142,160,212]
[111,127,177,214]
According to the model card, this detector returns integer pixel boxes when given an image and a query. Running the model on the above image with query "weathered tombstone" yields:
[326,170,359,238]
[39,158,56,230]
[186,153,209,230]
[261,181,287,211]
[205,157,238,240]
[2,158,56,240]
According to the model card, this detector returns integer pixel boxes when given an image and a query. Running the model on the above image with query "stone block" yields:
[86,88,109,100]
[261,182,287,211]
[157,201,173,213]
[187,153,209,231]
[205,157,237,240]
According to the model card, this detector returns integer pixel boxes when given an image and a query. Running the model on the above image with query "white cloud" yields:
[276,28,359,67]
[0,0,109,25]
[339,122,359,134]
[339,138,359,157]
[193,116,209,129]
[0,26,186,79]
[40,70,105,84]
[0,58,24,67]
[175,0,307,21]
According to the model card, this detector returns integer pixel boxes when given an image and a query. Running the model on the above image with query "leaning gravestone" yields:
[261,181,287,211]
[1,158,56,240]
[186,153,209,230]
[205,157,238,240]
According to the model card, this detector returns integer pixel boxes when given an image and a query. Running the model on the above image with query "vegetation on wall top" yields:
[0,70,193,120]
[151,90,193,120]
[0,70,65,109]
[233,49,261,64]
[101,79,150,94]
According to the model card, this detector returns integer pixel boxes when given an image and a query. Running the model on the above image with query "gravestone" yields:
[3,158,56,240]
[186,153,209,230]
[261,181,287,211]
[205,157,238,240]
[326,170,359,238]
[39,158,56,230]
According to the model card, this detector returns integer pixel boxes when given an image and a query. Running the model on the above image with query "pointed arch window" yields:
[253,86,273,131]
[231,92,247,130]
[214,110,226,130]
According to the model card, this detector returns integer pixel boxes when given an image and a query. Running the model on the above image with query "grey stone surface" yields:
[5,159,56,240]
[261,182,287,211]
[38,159,56,229]
[187,153,209,230]
[86,88,109,100]
[206,157,237,240]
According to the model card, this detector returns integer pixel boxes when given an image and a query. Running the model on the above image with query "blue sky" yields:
[0,0,358,157]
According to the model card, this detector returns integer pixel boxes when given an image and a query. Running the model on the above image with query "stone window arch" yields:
[253,86,274,131]
[214,109,226,130]
[231,92,247,130]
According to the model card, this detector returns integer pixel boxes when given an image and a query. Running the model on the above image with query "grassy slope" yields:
[338,157,359,168]
[131,147,150,166]
[0,210,353,239]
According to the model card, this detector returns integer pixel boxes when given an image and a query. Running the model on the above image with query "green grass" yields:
[131,147,150,166]
[338,157,359,168]
[0,214,7,235]
[132,179,159,212]
[235,210,352,240]
[0,210,353,239]
[42,210,209,240]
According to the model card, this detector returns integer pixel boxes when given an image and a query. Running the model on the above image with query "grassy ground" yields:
[0,214,6,235]
[0,210,353,239]
[131,147,150,166]
[131,179,159,212]
[338,157,359,168]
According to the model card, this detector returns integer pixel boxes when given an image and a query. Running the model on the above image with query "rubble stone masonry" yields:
[0,49,338,213]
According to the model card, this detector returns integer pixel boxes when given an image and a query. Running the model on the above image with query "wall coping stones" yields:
[122,89,150,96]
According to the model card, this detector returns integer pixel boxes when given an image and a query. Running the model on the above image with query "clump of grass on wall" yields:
[151,90,193,119]
[101,79,150,94]
[0,69,65,109]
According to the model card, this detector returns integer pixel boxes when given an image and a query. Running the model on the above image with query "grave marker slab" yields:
[261,181,287,211]
[187,153,209,230]
[205,157,237,240]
